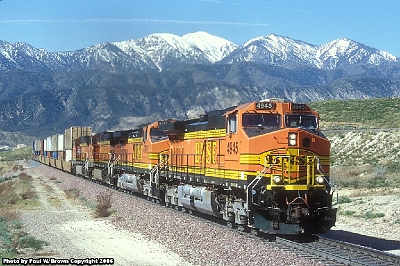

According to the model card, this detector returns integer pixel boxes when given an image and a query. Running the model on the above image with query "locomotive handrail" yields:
[306,156,331,187]
[150,153,169,189]
[314,156,326,175]
[107,153,121,177]
[246,156,275,225]
[84,152,89,173]
[313,156,335,191]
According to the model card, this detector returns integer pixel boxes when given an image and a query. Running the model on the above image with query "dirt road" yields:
[19,162,192,266]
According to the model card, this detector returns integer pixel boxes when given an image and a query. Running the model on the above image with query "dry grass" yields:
[0,171,47,259]
[64,188,81,200]
[94,192,113,218]
[0,172,39,211]
[0,161,15,175]
[330,165,397,190]
[0,210,20,222]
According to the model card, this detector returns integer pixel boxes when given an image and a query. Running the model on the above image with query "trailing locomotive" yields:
[32,99,337,234]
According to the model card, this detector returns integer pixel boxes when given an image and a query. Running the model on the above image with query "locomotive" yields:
[32,99,337,234]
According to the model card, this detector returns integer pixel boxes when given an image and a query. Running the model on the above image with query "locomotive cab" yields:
[224,99,336,234]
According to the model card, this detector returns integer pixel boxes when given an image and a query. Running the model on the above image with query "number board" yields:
[291,103,308,111]
[255,102,275,110]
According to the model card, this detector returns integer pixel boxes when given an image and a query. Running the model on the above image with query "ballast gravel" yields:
[18,161,322,266]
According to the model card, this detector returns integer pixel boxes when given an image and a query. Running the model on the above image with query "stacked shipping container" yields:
[32,126,92,172]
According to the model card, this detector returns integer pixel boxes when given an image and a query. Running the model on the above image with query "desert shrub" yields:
[0,181,11,194]
[373,166,387,179]
[0,217,12,247]
[0,210,19,222]
[65,188,80,199]
[339,210,356,216]
[94,192,112,218]
[367,176,389,189]
[364,211,385,219]
[7,194,19,205]
[10,220,23,230]
[20,190,37,200]
[0,249,16,260]
[330,166,367,188]
[17,236,47,250]
[337,195,352,204]
[18,172,32,181]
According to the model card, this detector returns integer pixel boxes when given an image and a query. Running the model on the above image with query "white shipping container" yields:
[65,149,72,162]
[34,140,42,152]
[57,134,64,151]
[52,135,58,151]
[46,136,52,152]
[33,140,38,152]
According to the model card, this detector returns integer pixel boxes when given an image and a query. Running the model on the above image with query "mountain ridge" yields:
[0,32,397,73]
[0,31,400,140]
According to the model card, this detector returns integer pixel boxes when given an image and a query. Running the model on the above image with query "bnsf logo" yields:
[134,144,142,159]
[195,141,217,164]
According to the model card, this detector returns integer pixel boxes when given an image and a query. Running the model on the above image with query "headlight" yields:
[288,133,297,146]
[273,175,283,184]
[316,175,325,185]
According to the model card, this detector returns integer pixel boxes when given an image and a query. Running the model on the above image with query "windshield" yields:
[242,114,281,128]
[285,114,318,129]
[150,127,168,142]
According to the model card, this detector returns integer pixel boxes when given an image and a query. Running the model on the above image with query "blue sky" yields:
[0,0,398,56]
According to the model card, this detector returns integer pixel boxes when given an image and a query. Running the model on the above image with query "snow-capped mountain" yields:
[221,34,318,67]
[113,31,237,70]
[222,34,397,69]
[1,32,400,139]
[0,32,238,72]
[0,41,65,72]
[182,31,238,63]
[0,32,397,73]
[122,33,210,70]
[316,38,397,68]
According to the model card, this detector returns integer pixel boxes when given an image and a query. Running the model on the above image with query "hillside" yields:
[308,98,400,187]
[310,97,400,130]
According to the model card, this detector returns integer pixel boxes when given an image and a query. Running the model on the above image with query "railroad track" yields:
[271,235,400,266]
[149,195,400,266]
[77,171,400,266]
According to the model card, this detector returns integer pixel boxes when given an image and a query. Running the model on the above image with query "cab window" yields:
[150,127,168,142]
[227,115,237,133]
[242,113,281,137]
[242,114,280,128]
[285,114,318,129]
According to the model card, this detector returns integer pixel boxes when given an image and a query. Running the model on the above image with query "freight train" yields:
[32,99,337,234]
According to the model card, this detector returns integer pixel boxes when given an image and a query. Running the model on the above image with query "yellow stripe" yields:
[128,137,143,143]
[148,153,159,160]
[183,129,225,140]
[240,148,330,167]
[168,165,259,181]
[267,184,326,190]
